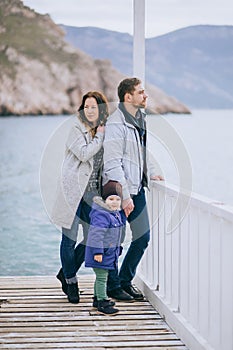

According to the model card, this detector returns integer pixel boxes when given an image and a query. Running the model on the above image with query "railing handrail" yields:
[151,180,233,222]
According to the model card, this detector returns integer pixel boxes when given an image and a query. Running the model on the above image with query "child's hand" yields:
[94,254,103,263]
[122,198,134,217]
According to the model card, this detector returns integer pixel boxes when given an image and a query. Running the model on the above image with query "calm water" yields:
[0,110,232,276]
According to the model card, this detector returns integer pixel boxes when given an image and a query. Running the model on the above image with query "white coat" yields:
[51,117,104,229]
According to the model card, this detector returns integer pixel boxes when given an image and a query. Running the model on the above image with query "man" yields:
[103,77,163,301]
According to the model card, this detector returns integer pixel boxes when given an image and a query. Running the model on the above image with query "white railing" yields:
[135,181,233,350]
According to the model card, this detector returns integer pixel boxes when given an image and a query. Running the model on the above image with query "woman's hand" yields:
[94,254,103,263]
[97,125,105,133]
[150,175,164,181]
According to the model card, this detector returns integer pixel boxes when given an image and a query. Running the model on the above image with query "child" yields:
[85,181,125,315]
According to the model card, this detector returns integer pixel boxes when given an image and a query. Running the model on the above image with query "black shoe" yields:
[107,288,134,301]
[92,296,115,308]
[97,299,119,315]
[122,284,144,300]
[56,268,68,295]
[67,282,79,303]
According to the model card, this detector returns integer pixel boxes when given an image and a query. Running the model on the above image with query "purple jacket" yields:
[85,197,126,270]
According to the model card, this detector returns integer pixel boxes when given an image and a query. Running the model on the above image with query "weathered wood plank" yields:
[0,329,173,337]
[2,344,188,350]
[1,298,151,305]
[0,334,181,343]
[0,341,186,349]
[0,309,157,315]
[0,314,163,322]
[0,324,171,333]
[0,319,166,327]
[0,304,152,310]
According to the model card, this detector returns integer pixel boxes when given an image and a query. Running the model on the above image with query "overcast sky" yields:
[23,0,233,38]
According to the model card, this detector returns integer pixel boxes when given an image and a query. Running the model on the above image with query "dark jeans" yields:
[107,187,150,291]
[60,198,91,280]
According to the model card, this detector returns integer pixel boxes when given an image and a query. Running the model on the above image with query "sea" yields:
[0,109,233,276]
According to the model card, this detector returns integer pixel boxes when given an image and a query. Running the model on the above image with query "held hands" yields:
[94,254,103,263]
[122,198,134,217]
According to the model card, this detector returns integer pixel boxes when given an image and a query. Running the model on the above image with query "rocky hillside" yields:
[62,25,233,109]
[0,0,190,115]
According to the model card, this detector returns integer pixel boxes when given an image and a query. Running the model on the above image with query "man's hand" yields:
[94,254,103,263]
[122,198,134,217]
[150,175,164,181]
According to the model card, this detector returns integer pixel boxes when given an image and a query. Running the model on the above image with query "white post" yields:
[133,0,145,85]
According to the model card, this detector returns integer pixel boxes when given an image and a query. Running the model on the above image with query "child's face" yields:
[105,195,121,211]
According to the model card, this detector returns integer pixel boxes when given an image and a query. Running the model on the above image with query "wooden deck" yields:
[0,276,188,349]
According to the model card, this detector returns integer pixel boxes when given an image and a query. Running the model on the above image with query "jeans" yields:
[107,187,150,291]
[60,198,92,281]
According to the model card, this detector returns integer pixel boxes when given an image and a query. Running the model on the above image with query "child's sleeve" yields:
[87,212,110,255]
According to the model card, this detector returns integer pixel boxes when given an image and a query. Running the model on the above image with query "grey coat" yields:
[103,108,156,200]
[51,117,104,229]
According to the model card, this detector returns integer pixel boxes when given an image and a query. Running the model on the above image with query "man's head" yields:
[118,77,148,110]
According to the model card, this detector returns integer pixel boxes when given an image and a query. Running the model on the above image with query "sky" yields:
[22,0,233,38]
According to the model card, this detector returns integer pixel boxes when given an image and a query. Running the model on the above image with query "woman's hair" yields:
[78,91,109,133]
[118,77,141,102]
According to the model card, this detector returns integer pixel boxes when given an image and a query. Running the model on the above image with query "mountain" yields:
[0,0,190,116]
[60,25,134,75]
[61,25,233,109]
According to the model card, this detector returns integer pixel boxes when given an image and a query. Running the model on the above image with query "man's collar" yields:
[119,103,145,120]
[119,102,145,118]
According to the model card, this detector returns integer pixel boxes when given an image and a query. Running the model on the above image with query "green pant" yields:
[93,268,109,301]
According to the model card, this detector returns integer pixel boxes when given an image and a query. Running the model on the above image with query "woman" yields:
[51,91,108,303]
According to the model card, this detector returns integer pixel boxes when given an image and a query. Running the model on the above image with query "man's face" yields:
[129,84,148,109]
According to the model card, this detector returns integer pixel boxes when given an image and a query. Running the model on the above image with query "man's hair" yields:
[118,77,141,102]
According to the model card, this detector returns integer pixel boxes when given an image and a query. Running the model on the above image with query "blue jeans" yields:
[107,187,150,291]
[60,198,91,280]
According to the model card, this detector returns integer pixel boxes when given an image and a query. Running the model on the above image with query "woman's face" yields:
[84,97,99,126]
